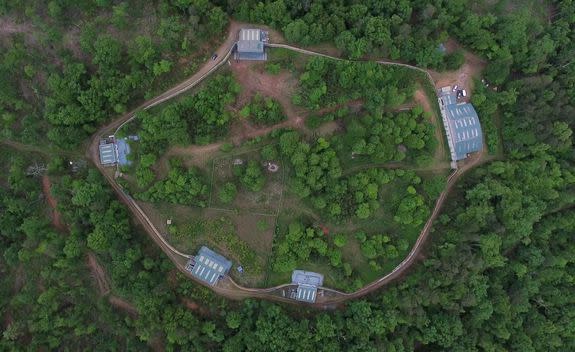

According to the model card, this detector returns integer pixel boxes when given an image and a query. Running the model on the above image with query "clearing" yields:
[430,39,486,94]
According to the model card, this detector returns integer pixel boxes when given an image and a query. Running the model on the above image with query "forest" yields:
[1,0,574,351]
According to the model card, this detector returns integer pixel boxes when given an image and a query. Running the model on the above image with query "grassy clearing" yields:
[209,147,285,215]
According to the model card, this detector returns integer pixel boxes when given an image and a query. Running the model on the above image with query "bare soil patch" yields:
[86,252,111,295]
[430,38,486,94]
[109,295,138,317]
[181,298,210,317]
[42,175,67,232]
[0,17,32,35]
[230,60,307,134]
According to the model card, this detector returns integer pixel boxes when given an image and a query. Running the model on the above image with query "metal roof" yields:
[438,88,483,161]
[237,29,265,59]
[292,270,324,286]
[239,28,261,41]
[98,142,117,165]
[295,284,317,303]
[116,138,131,166]
[186,246,232,286]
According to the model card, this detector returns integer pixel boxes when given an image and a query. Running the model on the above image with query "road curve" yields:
[84,24,488,306]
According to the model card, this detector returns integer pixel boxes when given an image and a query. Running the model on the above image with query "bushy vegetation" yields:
[240,94,286,126]
[0,1,229,149]
[138,74,240,155]
[138,158,208,206]
[294,57,411,111]
[337,106,436,164]
[273,222,345,274]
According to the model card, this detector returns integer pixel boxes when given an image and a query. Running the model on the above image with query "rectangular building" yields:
[291,270,324,303]
[99,139,117,165]
[236,29,267,61]
[438,87,483,164]
[185,246,232,286]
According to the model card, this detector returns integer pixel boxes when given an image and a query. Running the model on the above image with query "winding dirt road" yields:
[84,24,488,306]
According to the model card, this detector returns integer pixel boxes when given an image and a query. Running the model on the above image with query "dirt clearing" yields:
[42,175,66,232]
[230,60,307,130]
[430,39,486,94]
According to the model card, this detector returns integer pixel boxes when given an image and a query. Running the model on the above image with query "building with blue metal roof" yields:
[185,246,232,286]
[116,138,132,166]
[236,29,267,61]
[291,270,324,303]
[438,87,483,164]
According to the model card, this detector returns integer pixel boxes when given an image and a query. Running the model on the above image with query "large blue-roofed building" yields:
[185,246,232,286]
[438,87,483,165]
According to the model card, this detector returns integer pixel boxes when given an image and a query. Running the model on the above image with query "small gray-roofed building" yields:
[236,29,267,61]
[292,270,324,286]
[186,246,232,286]
[438,87,483,162]
[99,140,117,165]
[291,270,323,303]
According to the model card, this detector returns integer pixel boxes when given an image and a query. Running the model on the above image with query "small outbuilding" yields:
[236,29,267,61]
[185,246,232,286]
[291,270,324,303]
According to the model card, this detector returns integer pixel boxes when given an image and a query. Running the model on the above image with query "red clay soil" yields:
[86,252,139,316]
[109,295,138,317]
[87,252,111,295]
[181,298,210,317]
[42,175,67,232]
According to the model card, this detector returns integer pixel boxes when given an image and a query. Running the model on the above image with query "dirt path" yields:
[0,17,32,35]
[86,252,139,316]
[42,175,66,231]
[87,252,110,295]
[109,296,138,317]
[413,88,447,162]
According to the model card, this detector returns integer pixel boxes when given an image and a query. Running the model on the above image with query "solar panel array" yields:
[98,143,117,165]
[295,285,317,303]
[186,246,232,286]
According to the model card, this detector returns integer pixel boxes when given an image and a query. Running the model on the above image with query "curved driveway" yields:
[86,24,487,306]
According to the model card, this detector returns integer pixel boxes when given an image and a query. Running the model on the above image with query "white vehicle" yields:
[462,89,467,97]
[452,85,459,92]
